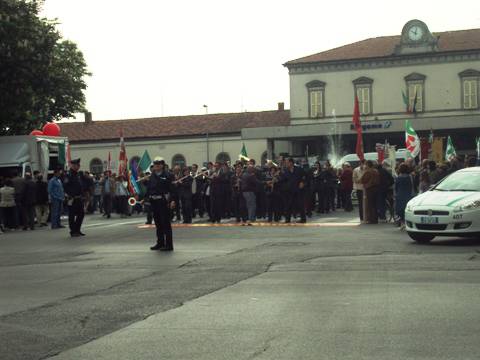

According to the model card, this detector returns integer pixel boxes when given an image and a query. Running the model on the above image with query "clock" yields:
[408,25,424,41]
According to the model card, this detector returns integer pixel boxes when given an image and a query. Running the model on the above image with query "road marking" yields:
[138,222,360,229]
[84,220,144,228]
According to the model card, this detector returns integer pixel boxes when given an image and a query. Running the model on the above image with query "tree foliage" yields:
[0,0,90,135]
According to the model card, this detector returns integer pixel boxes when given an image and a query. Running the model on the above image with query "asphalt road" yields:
[1,212,480,360]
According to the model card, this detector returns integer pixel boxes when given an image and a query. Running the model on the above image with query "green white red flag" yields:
[445,136,456,161]
[405,120,420,158]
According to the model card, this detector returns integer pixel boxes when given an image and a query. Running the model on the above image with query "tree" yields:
[0,0,90,135]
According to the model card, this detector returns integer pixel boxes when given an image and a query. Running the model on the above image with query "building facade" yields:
[243,20,480,160]
[60,108,290,175]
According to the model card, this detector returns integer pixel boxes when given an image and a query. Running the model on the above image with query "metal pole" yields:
[206,132,210,163]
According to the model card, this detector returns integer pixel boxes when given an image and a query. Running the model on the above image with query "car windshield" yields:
[434,171,480,191]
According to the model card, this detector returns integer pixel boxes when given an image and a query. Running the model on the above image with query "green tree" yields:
[0,0,90,135]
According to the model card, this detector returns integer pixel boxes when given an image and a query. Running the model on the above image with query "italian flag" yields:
[405,120,420,158]
[445,136,457,161]
[402,90,411,113]
[239,143,249,161]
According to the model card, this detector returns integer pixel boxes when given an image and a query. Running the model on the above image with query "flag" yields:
[129,159,141,195]
[428,129,434,144]
[412,90,418,113]
[239,142,249,161]
[138,150,152,172]
[420,138,430,162]
[375,143,385,163]
[431,137,444,164]
[445,136,456,161]
[352,95,364,161]
[476,137,480,161]
[405,120,420,158]
[388,145,396,174]
[118,129,127,177]
[402,90,411,113]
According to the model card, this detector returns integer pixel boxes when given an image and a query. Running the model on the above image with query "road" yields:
[1,212,480,360]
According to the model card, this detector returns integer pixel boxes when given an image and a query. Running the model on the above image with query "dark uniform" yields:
[146,169,175,251]
[280,165,307,223]
[63,160,87,237]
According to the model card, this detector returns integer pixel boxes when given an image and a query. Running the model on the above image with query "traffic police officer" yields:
[147,159,176,251]
[63,158,86,237]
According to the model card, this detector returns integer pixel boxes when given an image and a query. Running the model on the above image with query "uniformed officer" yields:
[147,159,176,251]
[63,158,86,237]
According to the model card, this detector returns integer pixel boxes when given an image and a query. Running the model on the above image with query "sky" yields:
[40,0,480,121]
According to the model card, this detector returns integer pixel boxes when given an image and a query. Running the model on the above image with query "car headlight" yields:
[453,200,480,212]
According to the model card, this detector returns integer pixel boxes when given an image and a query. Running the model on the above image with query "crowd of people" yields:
[0,153,477,235]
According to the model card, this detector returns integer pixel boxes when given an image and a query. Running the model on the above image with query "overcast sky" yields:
[41,0,480,121]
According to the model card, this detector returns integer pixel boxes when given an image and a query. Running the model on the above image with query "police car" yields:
[405,167,480,243]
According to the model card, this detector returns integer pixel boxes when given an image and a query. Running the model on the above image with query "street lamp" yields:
[203,104,208,114]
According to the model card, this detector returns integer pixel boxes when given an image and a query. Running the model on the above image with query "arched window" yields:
[171,154,186,168]
[129,156,141,170]
[216,152,231,164]
[89,158,103,175]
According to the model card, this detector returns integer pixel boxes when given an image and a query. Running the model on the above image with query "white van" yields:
[335,149,409,169]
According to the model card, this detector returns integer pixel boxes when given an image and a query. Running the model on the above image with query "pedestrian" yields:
[339,162,353,212]
[280,158,307,223]
[21,173,37,230]
[178,167,193,224]
[231,165,247,223]
[353,160,366,222]
[209,162,226,223]
[100,170,115,218]
[35,173,49,227]
[376,162,394,222]
[147,159,175,251]
[48,168,65,229]
[241,165,257,225]
[361,160,380,224]
[115,175,129,217]
[92,175,103,213]
[11,170,26,228]
[63,159,86,237]
[395,163,415,230]
[0,179,16,231]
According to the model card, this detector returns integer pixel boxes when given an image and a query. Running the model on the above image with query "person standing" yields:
[35,173,49,227]
[339,162,353,212]
[21,173,37,230]
[100,170,115,218]
[241,165,257,224]
[361,160,380,224]
[148,160,175,251]
[178,167,193,224]
[281,158,307,223]
[352,160,366,222]
[48,168,65,229]
[231,165,247,223]
[11,171,26,229]
[376,162,394,222]
[0,179,16,231]
[395,163,415,230]
[115,175,129,218]
[209,162,226,223]
[63,159,86,237]
[92,175,103,214]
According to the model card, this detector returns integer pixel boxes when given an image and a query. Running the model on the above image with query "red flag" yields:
[352,96,364,161]
[376,143,385,163]
[118,129,127,177]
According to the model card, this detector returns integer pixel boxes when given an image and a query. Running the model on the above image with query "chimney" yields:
[277,102,285,111]
[84,111,92,123]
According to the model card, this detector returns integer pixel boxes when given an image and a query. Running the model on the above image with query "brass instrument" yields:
[266,159,279,167]
[136,174,151,183]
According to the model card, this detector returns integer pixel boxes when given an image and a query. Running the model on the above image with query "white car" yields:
[405,166,480,243]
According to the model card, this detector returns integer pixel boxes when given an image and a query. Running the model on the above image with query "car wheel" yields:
[408,232,435,243]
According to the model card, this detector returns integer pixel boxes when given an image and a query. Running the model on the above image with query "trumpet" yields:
[266,159,279,167]
[173,172,193,184]
[136,174,151,182]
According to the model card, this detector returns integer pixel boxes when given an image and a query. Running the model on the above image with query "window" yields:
[89,158,103,175]
[216,152,231,164]
[459,70,480,110]
[405,73,426,112]
[353,77,373,115]
[171,154,186,168]
[306,80,326,118]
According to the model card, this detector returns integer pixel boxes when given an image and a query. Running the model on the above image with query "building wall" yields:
[289,59,480,122]
[70,136,269,174]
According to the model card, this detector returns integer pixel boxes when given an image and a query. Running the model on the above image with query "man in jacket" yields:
[48,168,65,229]
[21,173,37,230]
[100,170,115,219]
[63,159,87,237]
[280,158,306,223]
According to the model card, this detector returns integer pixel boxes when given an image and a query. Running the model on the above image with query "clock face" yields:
[408,25,424,41]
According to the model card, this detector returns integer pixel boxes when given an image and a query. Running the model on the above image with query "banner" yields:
[445,136,456,161]
[375,143,385,163]
[431,137,444,164]
[352,96,364,161]
[420,137,430,162]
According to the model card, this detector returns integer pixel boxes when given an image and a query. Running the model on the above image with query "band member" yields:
[231,165,247,223]
[209,162,226,223]
[171,165,182,222]
[280,158,307,223]
[177,167,193,224]
[63,158,87,237]
[191,164,205,218]
[147,159,176,251]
